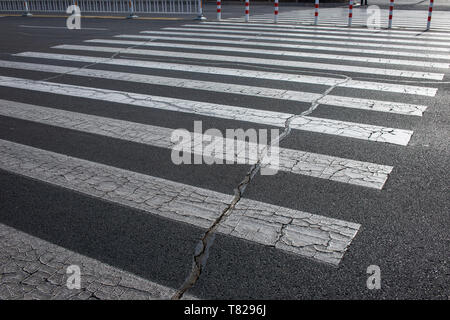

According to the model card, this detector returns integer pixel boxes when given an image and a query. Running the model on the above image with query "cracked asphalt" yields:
[0,3,449,300]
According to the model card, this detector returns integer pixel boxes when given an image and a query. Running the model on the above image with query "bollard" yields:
[427,0,434,30]
[348,0,353,27]
[274,0,278,23]
[388,0,394,29]
[314,0,319,25]
[22,0,32,17]
[245,0,250,23]
[217,0,221,20]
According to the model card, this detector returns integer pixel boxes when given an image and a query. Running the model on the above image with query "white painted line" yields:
[0,60,427,116]
[15,52,437,96]
[19,25,109,31]
[0,75,414,145]
[114,34,450,60]
[225,16,450,29]
[162,26,450,48]
[258,17,450,26]
[138,30,450,53]
[0,223,195,300]
[190,22,450,41]
[87,39,449,69]
[199,21,450,38]
[243,20,450,30]
[0,99,394,189]
[51,44,445,80]
[0,139,361,265]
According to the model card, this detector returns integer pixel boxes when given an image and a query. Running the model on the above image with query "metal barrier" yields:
[0,0,199,14]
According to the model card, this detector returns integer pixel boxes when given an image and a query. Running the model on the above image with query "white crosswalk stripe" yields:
[0,75,414,145]
[224,8,450,30]
[0,20,444,271]
[162,27,450,48]
[115,34,450,60]
[51,44,445,80]
[0,99,393,189]
[137,30,450,53]
[85,39,450,69]
[181,24,450,44]
[0,223,197,300]
[197,21,450,39]
[15,52,437,96]
[0,60,428,116]
[0,139,361,266]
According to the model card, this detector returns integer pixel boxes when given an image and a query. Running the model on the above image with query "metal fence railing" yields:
[0,0,200,14]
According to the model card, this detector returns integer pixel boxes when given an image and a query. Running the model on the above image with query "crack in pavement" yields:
[6,37,158,85]
[171,73,352,300]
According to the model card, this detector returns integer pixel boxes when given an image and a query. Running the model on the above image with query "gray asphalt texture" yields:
[0,3,448,299]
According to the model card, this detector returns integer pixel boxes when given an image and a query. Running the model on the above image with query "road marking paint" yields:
[51,44,445,80]
[115,34,450,60]
[19,25,108,31]
[0,99,394,189]
[198,21,450,38]
[87,38,449,69]
[189,22,450,41]
[0,139,361,265]
[15,52,437,96]
[0,60,427,116]
[139,30,450,53]
[162,26,450,48]
[224,16,450,30]
[0,223,195,300]
[0,75,413,145]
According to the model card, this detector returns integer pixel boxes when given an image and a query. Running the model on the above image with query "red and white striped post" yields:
[217,0,221,20]
[348,0,353,27]
[245,0,250,22]
[314,0,319,25]
[388,0,394,29]
[274,0,279,23]
[427,0,434,30]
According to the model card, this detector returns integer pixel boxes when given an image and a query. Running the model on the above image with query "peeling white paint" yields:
[139,30,450,53]
[0,60,427,116]
[162,27,450,48]
[0,99,393,189]
[0,76,414,145]
[15,52,437,96]
[198,22,450,39]
[51,44,445,80]
[180,24,450,44]
[85,39,449,69]
[0,223,194,300]
[0,139,361,265]
[115,34,450,60]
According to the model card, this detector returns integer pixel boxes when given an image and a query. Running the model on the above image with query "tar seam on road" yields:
[38,39,158,83]
[171,71,352,300]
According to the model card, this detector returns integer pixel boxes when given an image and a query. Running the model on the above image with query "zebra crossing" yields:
[0,18,447,297]
[224,7,450,30]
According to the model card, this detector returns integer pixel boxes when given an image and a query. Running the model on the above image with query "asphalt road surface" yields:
[0,3,448,300]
